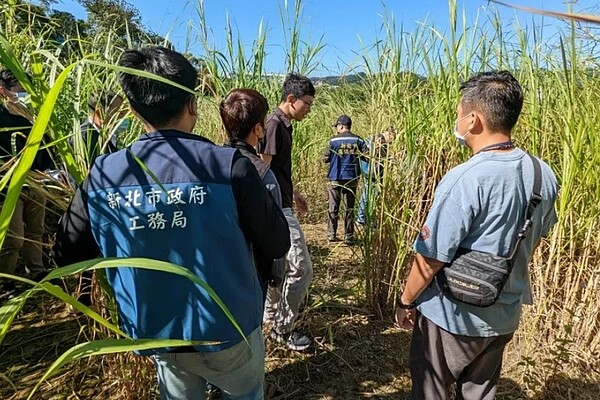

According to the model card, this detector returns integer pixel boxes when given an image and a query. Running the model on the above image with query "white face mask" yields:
[453,115,471,146]
[111,117,130,137]
[16,91,30,104]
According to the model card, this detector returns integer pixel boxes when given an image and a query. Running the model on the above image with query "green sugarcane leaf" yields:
[28,338,217,400]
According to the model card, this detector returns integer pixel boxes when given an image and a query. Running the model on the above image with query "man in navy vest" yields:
[53,47,290,400]
[324,115,366,245]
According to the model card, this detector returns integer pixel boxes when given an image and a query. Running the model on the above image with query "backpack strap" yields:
[507,154,543,261]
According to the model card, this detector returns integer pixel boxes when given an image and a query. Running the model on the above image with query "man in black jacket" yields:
[71,91,124,164]
[0,69,54,286]
[220,88,284,300]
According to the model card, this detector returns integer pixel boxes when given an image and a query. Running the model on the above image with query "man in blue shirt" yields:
[395,71,558,399]
[54,47,290,400]
[324,115,365,245]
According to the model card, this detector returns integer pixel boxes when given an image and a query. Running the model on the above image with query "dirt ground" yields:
[1,222,599,399]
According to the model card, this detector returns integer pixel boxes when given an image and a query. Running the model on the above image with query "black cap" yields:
[333,114,352,128]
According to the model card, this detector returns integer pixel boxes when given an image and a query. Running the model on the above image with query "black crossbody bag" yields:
[435,154,542,307]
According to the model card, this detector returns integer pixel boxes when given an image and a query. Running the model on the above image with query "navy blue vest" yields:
[87,130,262,354]
[326,132,366,181]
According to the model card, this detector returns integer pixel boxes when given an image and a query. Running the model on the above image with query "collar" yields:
[336,130,355,138]
[225,139,258,155]
[274,107,292,128]
[139,129,215,145]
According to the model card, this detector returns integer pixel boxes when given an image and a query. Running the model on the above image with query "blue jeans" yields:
[357,177,378,224]
[153,327,265,400]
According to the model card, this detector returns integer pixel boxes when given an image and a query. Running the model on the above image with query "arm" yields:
[395,189,472,329]
[323,142,331,164]
[395,254,444,328]
[401,253,444,303]
[358,138,368,162]
[257,119,278,166]
[53,179,102,266]
[260,153,273,165]
[231,154,290,259]
[293,190,308,214]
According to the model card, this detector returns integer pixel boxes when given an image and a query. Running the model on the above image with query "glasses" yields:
[296,97,313,108]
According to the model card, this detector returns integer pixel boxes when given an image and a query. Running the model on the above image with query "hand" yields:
[394,307,416,330]
[293,191,309,214]
[0,87,33,122]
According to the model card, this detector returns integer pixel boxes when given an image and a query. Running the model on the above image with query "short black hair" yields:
[220,89,269,142]
[117,47,197,127]
[280,73,315,102]
[459,70,523,133]
[0,69,31,91]
[88,91,122,112]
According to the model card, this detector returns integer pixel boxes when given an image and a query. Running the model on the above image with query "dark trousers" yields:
[409,312,514,400]
[327,179,358,240]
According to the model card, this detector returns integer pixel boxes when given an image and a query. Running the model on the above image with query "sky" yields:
[48,0,598,76]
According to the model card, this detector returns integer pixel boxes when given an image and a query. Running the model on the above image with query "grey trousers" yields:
[263,208,313,334]
[409,312,514,400]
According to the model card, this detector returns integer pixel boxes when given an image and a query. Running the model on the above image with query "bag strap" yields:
[507,154,543,261]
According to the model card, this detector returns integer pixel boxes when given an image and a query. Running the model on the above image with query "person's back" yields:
[395,70,558,400]
[326,131,365,181]
[324,115,364,244]
[88,133,265,347]
[415,147,558,336]
[54,46,290,400]
[220,88,285,297]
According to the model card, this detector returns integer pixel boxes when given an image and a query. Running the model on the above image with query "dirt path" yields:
[3,222,591,399]
[264,223,412,399]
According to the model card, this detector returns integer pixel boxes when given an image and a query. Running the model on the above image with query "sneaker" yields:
[328,235,340,242]
[270,330,312,351]
[344,237,356,246]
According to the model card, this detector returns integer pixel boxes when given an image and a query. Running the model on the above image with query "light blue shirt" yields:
[415,148,558,337]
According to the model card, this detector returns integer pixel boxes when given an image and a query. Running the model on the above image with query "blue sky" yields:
[49,0,597,76]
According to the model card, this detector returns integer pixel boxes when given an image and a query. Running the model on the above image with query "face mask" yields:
[453,115,471,146]
[16,91,30,104]
[111,117,130,136]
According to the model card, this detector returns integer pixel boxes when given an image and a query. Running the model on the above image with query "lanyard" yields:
[476,141,514,155]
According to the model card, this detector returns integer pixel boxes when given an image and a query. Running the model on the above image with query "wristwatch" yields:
[397,297,416,310]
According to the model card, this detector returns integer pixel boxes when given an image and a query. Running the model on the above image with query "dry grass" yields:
[1,222,598,399]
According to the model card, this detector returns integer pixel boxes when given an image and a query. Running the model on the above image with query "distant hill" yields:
[311,72,367,86]
[311,72,425,87]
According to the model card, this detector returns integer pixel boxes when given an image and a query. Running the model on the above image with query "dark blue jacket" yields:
[324,131,366,181]
[54,130,290,355]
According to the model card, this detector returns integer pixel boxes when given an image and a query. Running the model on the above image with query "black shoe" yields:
[270,330,312,351]
[0,281,18,300]
[344,237,356,246]
[328,235,339,242]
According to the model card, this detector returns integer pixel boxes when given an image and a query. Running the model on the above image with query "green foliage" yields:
[518,325,575,395]
[1,0,599,397]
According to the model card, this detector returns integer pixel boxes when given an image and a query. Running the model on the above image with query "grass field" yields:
[1,0,599,398]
